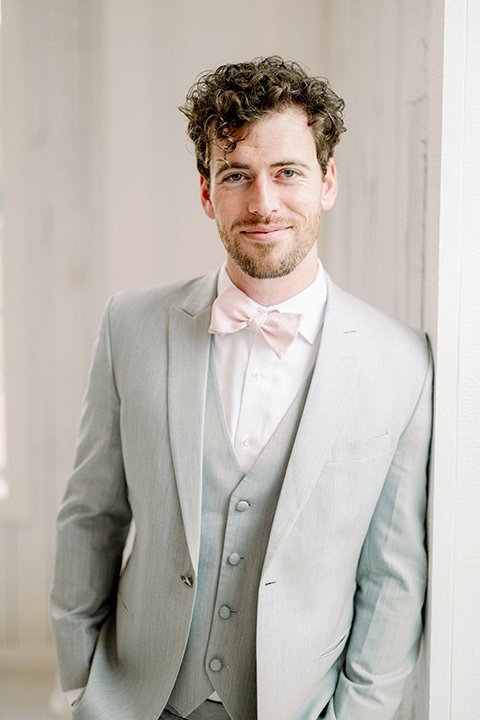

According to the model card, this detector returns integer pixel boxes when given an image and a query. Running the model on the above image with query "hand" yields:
[66,687,84,707]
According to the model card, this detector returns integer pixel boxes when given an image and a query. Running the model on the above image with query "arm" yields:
[50,298,132,692]
[324,346,433,719]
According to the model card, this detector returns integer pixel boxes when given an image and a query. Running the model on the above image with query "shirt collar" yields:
[217,260,327,346]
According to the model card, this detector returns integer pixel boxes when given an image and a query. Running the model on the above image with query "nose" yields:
[247,175,280,217]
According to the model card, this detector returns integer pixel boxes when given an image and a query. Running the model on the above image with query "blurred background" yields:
[0,1,478,718]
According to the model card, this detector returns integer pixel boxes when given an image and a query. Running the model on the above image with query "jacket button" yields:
[180,575,193,586]
[209,658,223,672]
[219,605,232,619]
[228,553,241,566]
[236,500,249,512]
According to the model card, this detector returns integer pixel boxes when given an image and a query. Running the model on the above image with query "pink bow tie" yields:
[209,286,303,359]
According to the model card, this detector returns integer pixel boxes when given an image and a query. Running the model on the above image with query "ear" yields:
[200,175,216,219]
[320,158,338,212]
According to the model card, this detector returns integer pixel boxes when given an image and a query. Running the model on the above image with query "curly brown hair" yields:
[179,56,346,186]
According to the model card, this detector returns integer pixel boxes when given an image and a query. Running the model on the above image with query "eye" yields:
[224,172,246,183]
[276,167,303,182]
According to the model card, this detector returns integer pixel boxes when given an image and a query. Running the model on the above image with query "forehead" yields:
[210,106,317,167]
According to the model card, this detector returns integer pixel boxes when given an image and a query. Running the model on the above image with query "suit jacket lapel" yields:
[167,273,217,572]
[262,278,362,575]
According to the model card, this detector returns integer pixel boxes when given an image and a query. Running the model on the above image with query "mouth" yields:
[239,226,292,242]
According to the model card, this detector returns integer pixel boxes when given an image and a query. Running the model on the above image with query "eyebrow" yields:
[214,161,249,179]
[214,159,311,179]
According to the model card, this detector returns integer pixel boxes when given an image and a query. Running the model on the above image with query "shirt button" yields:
[219,605,232,619]
[242,438,250,448]
[236,500,249,512]
[209,658,223,672]
[228,552,242,566]
[254,371,261,380]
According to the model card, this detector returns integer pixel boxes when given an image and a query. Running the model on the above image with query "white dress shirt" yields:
[213,260,327,472]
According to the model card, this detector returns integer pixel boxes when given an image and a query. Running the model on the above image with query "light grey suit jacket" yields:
[50,270,432,720]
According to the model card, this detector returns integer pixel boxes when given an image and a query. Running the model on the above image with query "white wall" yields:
[316,1,431,329]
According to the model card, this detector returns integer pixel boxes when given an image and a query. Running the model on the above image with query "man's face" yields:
[200,106,337,282]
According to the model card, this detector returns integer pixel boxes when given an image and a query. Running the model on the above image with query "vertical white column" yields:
[426,0,480,717]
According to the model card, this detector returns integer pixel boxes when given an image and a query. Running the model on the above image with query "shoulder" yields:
[105,271,218,329]
[326,277,431,384]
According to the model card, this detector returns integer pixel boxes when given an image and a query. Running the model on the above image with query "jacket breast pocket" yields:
[326,433,393,464]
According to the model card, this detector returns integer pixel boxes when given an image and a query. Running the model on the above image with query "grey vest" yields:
[168,352,312,720]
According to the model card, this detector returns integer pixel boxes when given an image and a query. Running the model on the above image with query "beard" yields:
[216,213,321,280]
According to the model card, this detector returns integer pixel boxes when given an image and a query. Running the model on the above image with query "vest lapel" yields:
[262,280,361,575]
[167,276,217,573]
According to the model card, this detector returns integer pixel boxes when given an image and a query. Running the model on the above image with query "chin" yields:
[234,255,303,280]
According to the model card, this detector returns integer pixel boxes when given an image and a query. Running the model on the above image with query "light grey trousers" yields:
[161,700,231,720]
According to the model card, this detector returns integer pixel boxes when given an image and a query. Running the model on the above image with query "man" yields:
[50,57,432,720]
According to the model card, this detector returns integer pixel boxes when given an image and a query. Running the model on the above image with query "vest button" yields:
[209,658,223,672]
[219,605,232,619]
[236,500,249,512]
[228,552,241,566]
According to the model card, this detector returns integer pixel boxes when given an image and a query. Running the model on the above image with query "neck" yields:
[225,250,319,306]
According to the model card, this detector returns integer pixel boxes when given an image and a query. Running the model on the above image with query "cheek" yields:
[290,201,322,223]
[283,185,322,213]
[211,194,243,224]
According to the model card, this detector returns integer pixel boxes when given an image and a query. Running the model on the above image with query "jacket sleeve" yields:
[323,343,433,720]
[50,298,132,692]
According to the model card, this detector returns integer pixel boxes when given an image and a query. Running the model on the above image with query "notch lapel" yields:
[262,280,362,575]
[167,274,217,572]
